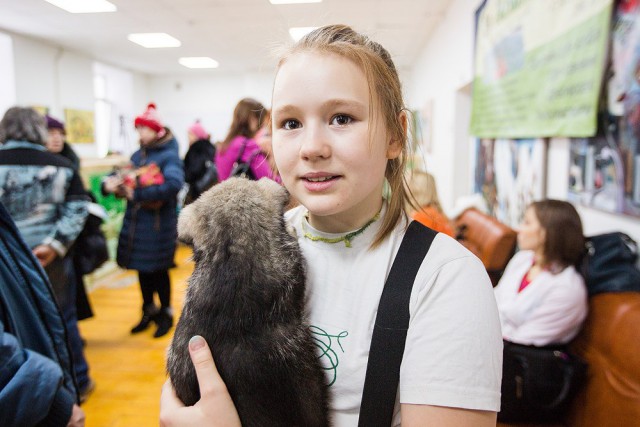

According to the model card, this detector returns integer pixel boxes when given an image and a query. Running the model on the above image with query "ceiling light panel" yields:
[44,0,117,13]
[179,57,219,69]
[127,33,181,48]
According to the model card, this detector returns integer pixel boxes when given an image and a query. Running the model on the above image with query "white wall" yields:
[0,32,16,116]
[406,0,640,244]
[405,0,485,212]
[147,72,275,156]
[6,31,148,159]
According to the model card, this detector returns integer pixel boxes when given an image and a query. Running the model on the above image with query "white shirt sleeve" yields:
[400,235,503,411]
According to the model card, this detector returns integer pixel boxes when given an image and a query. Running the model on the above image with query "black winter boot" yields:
[130,303,158,334]
[153,307,174,338]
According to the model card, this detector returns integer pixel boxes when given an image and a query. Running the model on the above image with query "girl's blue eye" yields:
[282,119,301,130]
[331,114,352,126]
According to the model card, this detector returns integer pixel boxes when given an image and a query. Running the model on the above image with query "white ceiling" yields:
[0,0,450,76]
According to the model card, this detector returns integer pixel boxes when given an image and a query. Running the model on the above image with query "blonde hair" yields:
[276,24,412,248]
[408,170,444,214]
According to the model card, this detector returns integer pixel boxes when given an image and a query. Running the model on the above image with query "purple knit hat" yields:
[46,115,65,134]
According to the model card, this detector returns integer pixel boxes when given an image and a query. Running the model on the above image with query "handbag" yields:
[580,232,640,296]
[498,340,588,424]
[229,138,258,180]
[193,160,218,194]
[74,202,109,275]
[358,222,437,427]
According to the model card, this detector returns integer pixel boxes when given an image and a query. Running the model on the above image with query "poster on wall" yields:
[470,0,613,138]
[475,138,547,227]
[31,105,49,116]
[64,108,95,144]
[567,1,640,218]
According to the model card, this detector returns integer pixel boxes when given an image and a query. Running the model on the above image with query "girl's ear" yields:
[386,111,406,160]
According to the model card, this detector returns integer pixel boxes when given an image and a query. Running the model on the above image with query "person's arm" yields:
[401,404,497,426]
[160,336,241,427]
[0,322,77,427]
[135,156,185,202]
[41,170,89,260]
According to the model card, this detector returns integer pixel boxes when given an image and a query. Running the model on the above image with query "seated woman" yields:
[407,170,455,236]
[494,199,588,346]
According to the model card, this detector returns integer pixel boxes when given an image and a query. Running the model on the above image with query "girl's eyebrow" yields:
[273,99,366,116]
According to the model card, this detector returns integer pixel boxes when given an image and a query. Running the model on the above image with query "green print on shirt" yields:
[310,325,348,386]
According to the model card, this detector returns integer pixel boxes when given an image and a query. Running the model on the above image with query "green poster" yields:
[470,0,613,138]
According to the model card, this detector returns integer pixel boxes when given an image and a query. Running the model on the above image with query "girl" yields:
[160,25,502,426]
[407,170,455,237]
[215,98,277,181]
[183,120,216,203]
[103,103,184,338]
[494,200,588,346]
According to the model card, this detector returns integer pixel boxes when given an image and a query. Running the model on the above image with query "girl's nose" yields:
[299,124,330,160]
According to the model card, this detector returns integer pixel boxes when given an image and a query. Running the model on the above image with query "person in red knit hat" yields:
[103,103,184,338]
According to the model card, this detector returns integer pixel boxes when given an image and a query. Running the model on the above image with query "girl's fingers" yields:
[188,335,226,399]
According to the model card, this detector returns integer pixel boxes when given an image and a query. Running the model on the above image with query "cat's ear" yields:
[177,203,196,246]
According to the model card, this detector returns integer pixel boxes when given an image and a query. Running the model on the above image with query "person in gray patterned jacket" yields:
[0,106,94,402]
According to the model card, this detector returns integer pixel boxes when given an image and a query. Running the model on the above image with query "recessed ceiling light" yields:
[289,27,318,41]
[179,57,219,69]
[44,0,117,13]
[127,33,181,49]
[270,0,322,4]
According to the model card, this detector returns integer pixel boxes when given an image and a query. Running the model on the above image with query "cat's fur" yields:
[167,178,329,427]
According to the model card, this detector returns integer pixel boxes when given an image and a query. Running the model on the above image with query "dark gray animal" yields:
[167,177,330,427]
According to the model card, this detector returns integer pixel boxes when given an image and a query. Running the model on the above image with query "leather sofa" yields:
[453,209,640,426]
[453,208,517,286]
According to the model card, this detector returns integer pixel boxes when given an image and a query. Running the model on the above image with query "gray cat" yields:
[167,177,330,427]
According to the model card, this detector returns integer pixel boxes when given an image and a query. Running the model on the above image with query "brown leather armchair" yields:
[454,208,517,286]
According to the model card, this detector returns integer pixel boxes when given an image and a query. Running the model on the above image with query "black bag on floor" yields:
[580,232,640,296]
[498,340,587,424]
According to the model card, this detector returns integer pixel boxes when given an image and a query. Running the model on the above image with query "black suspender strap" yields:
[358,221,438,427]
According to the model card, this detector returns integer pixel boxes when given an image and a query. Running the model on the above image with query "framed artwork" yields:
[64,108,95,143]
[31,105,49,116]
[475,138,547,227]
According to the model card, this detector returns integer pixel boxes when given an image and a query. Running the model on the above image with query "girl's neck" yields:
[307,199,384,234]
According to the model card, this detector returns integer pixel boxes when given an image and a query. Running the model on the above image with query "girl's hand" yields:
[159,336,241,427]
[102,176,122,194]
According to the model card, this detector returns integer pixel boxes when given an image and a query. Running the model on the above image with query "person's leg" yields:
[58,257,94,401]
[153,269,173,338]
[130,271,159,334]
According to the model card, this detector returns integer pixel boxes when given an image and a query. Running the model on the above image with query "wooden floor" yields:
[79,244,194,427]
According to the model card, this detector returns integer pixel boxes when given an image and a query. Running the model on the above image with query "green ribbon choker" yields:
[302,211,381,248]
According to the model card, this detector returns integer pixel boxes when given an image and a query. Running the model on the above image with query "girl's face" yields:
[137,126,158,146]
[272,52,400,232]
[518,207,546,254]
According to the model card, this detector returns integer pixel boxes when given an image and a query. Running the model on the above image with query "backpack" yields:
[580,232,640,296]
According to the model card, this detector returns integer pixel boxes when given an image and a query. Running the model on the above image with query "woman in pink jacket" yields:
[215,98,277,182]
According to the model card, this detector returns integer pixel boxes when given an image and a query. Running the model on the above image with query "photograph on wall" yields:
[577,0,640,218]
[475,138,547,227]
[64,108,95,144]
[568,132,640,217]
[470,0,613,138]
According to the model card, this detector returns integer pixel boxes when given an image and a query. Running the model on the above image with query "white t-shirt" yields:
[286,206,503,427]
[494,250,588,346]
